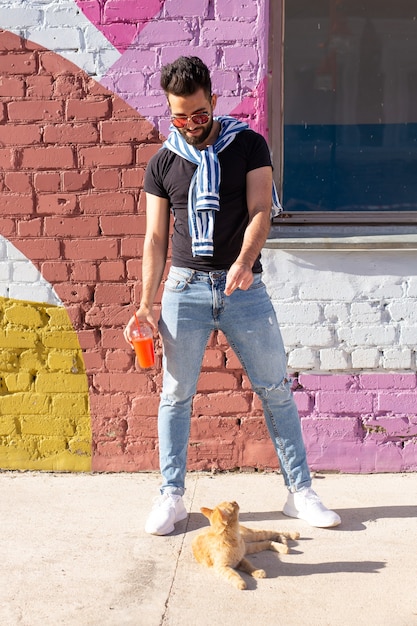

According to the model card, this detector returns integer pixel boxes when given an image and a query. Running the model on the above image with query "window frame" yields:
[268,0,417,227]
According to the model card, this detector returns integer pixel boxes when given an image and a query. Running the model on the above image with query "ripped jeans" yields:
[158,267,312,495]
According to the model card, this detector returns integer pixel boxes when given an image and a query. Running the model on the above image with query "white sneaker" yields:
[283,487,341,528]
[145,493,187,535]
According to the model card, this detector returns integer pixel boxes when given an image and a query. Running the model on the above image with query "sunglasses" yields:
[170,112,211,128]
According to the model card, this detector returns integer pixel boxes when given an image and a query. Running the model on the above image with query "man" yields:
[124,56,341,535]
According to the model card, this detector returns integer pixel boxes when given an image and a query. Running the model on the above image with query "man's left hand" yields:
[224,262,254,296]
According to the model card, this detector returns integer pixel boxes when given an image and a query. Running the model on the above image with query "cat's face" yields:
[201,501,240,529]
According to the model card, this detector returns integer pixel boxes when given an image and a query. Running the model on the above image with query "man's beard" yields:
[180,118,214,146]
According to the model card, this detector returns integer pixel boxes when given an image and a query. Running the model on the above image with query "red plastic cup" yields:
[131,324,155,369]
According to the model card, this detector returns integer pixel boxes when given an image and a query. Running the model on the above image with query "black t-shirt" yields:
[144,129,272,272]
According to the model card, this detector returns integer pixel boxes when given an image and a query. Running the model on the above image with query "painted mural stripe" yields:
[0,295,92,471]
[0,235,62,306]
[0,0,121,80]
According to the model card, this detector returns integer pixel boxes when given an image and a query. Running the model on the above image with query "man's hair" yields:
[160,56,212,99]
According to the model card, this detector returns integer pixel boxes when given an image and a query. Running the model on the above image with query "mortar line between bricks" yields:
[160,476,199,625]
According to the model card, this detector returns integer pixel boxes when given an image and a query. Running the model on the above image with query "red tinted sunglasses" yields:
[170,112,211,128]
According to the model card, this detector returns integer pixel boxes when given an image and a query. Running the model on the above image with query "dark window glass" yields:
[283,1,417,213]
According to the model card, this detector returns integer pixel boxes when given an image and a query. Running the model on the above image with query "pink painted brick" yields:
[364,416,416,441]
[293,391,312,413]
[360,373,417,390]
[366,441,405,473]
[164,0,208,17]
[202,21,255,43]
[138,21,193,45]
[216,0,258,19]
[302,416,360,442]
[306,440,362,473]
[160,46,217,68]
[223,47,258,68]
[403,441,417,470]
[377,392,417,415]
[211,70,239,94]
[316,391,374,415]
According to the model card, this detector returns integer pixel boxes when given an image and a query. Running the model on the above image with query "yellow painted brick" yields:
[21,416,75,436]
[4,373,33,392]
[42,331,82,349]
[0,377,7,393]
[0,330,38,349]
[4,304,44,328]
[0,416,16,436]
[19,349,47,371]
[47,350,84,373]
[0,351,19,371]
[37,437,69,457]
[68,437,92,456]
[0,445,91,471]
[0,436,37,459]
[35,372,88,393]
[51,393,89,417]
[45,306,74,329]
[0,393,49,415]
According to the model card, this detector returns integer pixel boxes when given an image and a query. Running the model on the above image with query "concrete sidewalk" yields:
[1,471,416,626]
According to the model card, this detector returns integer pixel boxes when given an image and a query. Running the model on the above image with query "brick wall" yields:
[1,2,416,473]
[0,26,276,472]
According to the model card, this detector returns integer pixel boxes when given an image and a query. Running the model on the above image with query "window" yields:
[269,0,417,225]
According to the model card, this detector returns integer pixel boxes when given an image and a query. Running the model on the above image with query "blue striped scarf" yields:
[163,116,282,257]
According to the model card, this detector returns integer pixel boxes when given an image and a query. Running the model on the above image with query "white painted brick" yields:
[27,27,82,50]
[276,302,321,325]
[0,262,11,281]
[338,325,397,346]
[367,281,404,299]
[12,262,41,283]
[8,284,60,306]
[299,281,356,301]
[407,277,417,297]
[323,303,350,323]
[351,348,381,369]
[319,348,350,370]
[399,327,417,346]
[0,285,9,297]
[350,301,383,324]
[287,348,317,370]
[382,348,413,370]
[281,326,334,348]
[0,8,42,28]
[388,300,417,324]
[65,51,99,76]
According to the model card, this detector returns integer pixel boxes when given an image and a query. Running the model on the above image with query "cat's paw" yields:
[270,541,289,554]
[234,578,247,590]
[252,568,266,579]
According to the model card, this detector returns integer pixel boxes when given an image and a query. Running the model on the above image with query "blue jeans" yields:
[158,267,312,496]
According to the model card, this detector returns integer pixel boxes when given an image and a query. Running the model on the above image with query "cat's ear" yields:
[200,507,213,519]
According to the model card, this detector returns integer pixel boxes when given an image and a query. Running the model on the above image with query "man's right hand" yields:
[123,307,157,345]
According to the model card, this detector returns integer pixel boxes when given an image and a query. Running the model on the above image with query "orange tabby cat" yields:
[192,500,300,590]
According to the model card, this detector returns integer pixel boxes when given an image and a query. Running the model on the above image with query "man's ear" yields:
[211,93,217,110]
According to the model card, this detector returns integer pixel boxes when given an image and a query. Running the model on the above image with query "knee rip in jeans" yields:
[253,377,290,399]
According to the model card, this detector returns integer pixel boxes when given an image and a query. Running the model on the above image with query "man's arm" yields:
[123,193,170,343]
[224,165,273,296]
